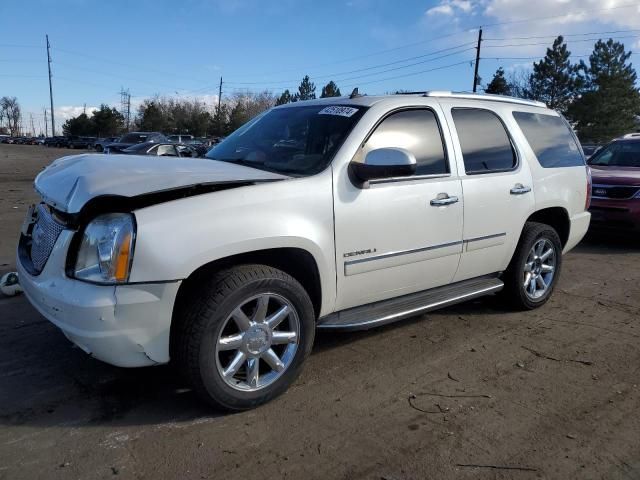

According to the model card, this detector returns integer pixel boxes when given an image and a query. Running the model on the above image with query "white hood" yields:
[34,154,289,213]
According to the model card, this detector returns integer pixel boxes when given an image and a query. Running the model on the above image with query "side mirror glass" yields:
[350,147,416,184]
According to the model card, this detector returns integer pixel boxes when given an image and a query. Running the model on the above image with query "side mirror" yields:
[350,147,416,185]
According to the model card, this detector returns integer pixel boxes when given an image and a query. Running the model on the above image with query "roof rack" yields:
[422,91,547,108]
[622,132,640,138]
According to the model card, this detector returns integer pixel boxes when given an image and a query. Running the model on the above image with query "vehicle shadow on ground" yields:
[0,294,502,429]
[575,230,638,254]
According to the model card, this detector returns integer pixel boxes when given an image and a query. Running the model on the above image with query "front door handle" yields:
[430,194,459,206]
[510,184,532,195]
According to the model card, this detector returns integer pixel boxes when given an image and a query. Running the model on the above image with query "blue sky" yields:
[2,0,640,134]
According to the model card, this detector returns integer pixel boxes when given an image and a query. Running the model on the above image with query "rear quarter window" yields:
[512,111,584,168]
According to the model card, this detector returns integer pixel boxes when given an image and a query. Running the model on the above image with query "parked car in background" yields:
[588,133,640,231]
[94,136,119,152]
[35,137,46,145]
[68,136,97,149]
[0,134,10,143]
[104,132,166,153]
[120,142,200,158]
[44,136,66,147]
[167,134,194,143]
[17,92,591,410]
[581,144,602,158]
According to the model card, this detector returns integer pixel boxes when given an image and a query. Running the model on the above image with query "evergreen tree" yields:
[295,75,316,101]
[276,89,293,105]
[485,67,511,95]
[138,101,165,132]
[62,113,94,136]
[526,36,583,113]
[568,39,640,141]
[91,104,124,136]
[320,81,341,98]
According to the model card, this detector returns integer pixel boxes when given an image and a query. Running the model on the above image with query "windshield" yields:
[206,105,366,176]
[589,141,640,167]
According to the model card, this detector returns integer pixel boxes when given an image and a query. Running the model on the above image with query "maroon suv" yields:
[588,135,640,231]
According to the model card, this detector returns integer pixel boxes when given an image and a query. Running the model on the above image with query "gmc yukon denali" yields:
[17,92,591,410]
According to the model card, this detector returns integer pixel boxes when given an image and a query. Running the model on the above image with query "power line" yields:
[224,42,477,85]
[483,28,640,41]
[341,59,474,88]
[483,34,640,48]
[481,2,640,29]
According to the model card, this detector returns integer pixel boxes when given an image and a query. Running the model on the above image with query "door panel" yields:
[440,104,535,281]
[333,106,463,310]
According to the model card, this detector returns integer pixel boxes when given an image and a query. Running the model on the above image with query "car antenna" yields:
[349,87,361,99]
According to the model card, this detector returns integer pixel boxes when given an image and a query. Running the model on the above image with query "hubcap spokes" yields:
[216,293,300,391]
[523,239,556,300]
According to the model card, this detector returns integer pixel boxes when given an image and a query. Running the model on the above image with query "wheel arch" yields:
[525,207,570,247]
[170,247,323,360]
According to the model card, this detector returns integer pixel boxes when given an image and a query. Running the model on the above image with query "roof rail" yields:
[622,132,640,138]
[423,91,547,108]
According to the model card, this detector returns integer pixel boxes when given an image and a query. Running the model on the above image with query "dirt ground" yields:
[0,143,639,480]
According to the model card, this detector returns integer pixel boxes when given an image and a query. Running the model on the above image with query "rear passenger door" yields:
[441,104,535,281]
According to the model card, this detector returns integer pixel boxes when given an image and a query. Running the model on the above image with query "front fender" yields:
[129,171,337,316]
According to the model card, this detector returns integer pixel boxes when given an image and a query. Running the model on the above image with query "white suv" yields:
[17,92,591,410]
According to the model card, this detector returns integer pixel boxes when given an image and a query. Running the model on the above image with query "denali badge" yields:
[343,248,377,258]
[593,188,607,197]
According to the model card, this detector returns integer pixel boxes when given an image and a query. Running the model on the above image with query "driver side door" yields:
[333,106,464,310]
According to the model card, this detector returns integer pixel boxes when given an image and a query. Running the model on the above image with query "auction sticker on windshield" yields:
[318,106,359,117]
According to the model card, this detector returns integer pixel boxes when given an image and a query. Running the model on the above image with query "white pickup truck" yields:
[17,92,591,410]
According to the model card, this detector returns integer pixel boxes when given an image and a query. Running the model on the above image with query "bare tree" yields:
[507,70,533,99]
[0,97,22,136]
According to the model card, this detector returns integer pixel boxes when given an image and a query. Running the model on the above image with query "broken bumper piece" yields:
[17,230,181,367]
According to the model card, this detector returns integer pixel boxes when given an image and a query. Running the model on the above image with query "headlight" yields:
[74,213,135,284]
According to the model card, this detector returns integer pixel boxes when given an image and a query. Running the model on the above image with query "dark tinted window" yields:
[452,108,516,174]
[364,109,448,175]
[513,111,584,167]
[588,141,640,167]
[120,133,149,143]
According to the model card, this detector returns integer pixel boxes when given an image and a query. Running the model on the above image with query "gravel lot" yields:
[0,143,639,480]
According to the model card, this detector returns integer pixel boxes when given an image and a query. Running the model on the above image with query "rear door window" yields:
[513,111,584,168]
[451,108,517,174]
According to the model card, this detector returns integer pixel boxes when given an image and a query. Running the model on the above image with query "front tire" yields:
[175,265,315,410]
[502,222,562,310]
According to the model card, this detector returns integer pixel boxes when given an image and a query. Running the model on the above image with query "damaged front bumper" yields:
[17,229,180,367]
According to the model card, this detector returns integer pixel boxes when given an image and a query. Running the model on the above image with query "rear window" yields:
[513,111,584,168]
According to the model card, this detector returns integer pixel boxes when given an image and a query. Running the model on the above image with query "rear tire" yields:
[175,264,315,410]
[502,222,563,310]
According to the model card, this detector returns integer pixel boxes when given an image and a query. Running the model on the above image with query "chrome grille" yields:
[30,204,65,273]
[592,184,640,200]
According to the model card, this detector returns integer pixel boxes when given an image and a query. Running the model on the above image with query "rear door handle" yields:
[430,194,459,206]
[510,184,532,195]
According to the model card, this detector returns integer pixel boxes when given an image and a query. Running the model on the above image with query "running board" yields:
[317,276,503,331]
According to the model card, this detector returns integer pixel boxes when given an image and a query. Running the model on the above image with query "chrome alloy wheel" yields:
[215,293,300,392]
[523,238,556,300]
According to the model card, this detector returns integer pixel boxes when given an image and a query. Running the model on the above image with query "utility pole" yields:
[46,34,55,135]
[216,76,223,134]
[472,27,482,93]
[30,114,35,136]
[43,108,48,137]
